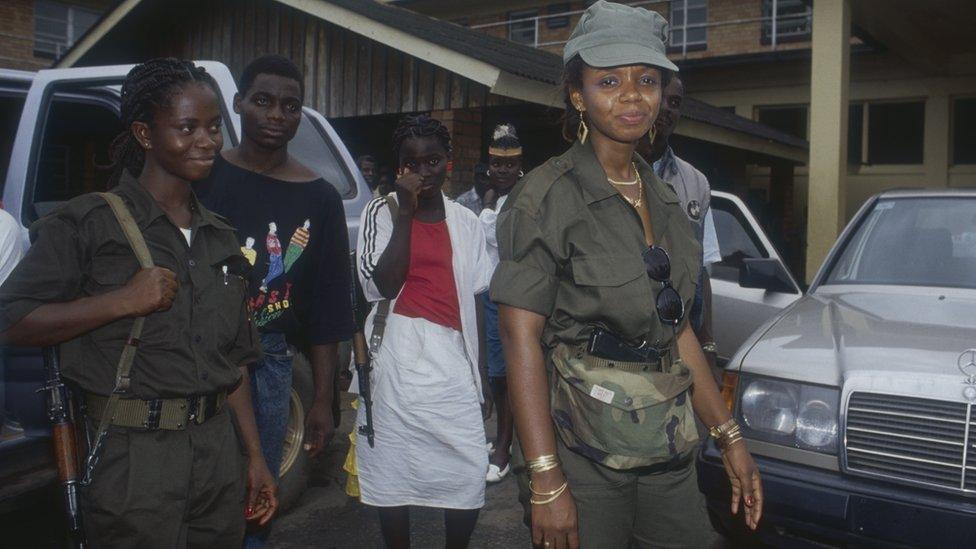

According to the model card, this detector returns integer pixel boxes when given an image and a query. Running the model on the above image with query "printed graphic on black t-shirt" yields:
[243,219,310,327]
[195,155,354,344]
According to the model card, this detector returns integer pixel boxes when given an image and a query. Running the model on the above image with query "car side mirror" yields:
[739,258,798,294]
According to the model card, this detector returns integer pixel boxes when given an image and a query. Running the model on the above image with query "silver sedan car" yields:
[701,189,976,547]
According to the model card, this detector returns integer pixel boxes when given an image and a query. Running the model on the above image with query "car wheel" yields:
[276,349,313,512]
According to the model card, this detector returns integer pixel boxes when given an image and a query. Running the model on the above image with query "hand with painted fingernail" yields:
[721,443,764,530]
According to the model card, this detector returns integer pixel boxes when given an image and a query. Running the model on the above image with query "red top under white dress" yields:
[393,219,462,331]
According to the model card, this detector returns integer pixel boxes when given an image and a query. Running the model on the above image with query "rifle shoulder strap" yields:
[368,195,398,355]
[90,192,153,435]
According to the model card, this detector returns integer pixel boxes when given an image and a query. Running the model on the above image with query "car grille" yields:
[844,392,975,494]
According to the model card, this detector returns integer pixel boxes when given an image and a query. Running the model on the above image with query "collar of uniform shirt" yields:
[116,171,233,233]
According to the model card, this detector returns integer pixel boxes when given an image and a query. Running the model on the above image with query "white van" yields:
[0,61,370,512]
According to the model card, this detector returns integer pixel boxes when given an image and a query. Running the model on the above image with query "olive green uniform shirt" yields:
[490,140,702,350]
[0,173,261,398]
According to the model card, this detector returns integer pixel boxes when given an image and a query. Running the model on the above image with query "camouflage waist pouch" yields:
[549,343,699,470]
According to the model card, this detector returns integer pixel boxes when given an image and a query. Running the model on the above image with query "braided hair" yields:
[391,114,452,162]
[108,58,220,180]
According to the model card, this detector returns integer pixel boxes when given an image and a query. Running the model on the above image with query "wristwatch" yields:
[701,341,718,355]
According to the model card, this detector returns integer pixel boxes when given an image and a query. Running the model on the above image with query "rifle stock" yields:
[349,254,375,447]
[42,346,85,548]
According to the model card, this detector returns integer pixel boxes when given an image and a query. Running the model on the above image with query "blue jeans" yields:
[244,332,292,548]
[480,292,506,379]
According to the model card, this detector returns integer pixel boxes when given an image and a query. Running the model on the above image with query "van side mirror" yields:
[739,258,798,294]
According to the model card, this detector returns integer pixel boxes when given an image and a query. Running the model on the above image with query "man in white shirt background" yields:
[0,207,26,431]
[0,208,25,285]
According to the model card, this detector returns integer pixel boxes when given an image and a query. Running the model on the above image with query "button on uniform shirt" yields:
[490,141,701,350]
[0,173,261,398]
[653,146,720,266]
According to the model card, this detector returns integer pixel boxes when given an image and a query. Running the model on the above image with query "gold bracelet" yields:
[719,427,743,451]
[719,434,744,452]
[526,454,560,474]
[529,482,568,505]
[708,418,738,440]
[529,461,560,474]
[529,480,567,497]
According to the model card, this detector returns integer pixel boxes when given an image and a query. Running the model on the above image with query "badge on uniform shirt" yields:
[687,200,702,221]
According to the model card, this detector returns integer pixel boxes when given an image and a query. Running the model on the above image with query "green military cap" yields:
[563,0,679,72]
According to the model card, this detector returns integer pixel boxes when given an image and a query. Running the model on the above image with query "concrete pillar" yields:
[924,93,950,188]
[770,161,802,280]
[805,0,851,282]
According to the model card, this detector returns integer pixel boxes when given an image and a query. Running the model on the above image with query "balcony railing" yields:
[468,0,812,56]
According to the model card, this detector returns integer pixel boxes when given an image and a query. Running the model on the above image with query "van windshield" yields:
[825,197,976,289]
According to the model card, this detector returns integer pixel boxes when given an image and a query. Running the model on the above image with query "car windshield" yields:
[825,197,976,288]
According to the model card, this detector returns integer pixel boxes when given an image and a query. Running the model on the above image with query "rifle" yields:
[349,257,375,448]
[352,333,374,447]
[41,346,86,548]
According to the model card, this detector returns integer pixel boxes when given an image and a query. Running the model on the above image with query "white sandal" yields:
[486,462,510,483]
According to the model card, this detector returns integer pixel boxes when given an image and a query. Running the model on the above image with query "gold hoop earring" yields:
[577,109,588,144]
[648,125,656,145]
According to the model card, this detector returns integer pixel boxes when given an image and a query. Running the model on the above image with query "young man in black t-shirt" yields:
[195,55,353,546]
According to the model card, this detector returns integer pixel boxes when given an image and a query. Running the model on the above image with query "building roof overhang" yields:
[57,0,808,163]
[850,0,976,77]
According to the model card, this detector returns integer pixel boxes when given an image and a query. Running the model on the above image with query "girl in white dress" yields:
[355,115,492,548]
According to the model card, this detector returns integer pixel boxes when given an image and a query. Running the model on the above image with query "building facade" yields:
[0,0,111,71]
[393,0,976,279]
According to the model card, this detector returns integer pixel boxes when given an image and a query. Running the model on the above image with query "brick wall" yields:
[459,1,812,64]
[430,107,484,197]
[0,0,46,71]
[0,0,114,71]
[673,0,810,62]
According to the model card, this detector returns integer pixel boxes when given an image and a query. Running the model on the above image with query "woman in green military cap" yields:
[490,2,763,547]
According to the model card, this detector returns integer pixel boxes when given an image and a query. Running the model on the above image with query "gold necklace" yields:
[607,162,640,186]
[617,170,644,209]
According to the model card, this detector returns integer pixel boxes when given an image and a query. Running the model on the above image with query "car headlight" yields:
[737,375,839,453]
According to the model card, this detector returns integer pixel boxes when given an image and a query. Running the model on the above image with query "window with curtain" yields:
[669,0,707,52]
[34,1,101,58]
[508,9,539,46]
[761,0,812,45]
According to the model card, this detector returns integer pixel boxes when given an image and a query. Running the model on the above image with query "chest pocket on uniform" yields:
[571,254,645,287]
[570,254,651,339]
[85,255,139,294]
[211,254,251,347]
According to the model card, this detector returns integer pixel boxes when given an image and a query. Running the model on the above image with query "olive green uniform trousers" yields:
[80,408,247,548]
[516,434,719,549]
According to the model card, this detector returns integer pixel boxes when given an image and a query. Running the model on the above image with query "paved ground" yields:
[268,393,529,548]
[2,394,740,548]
